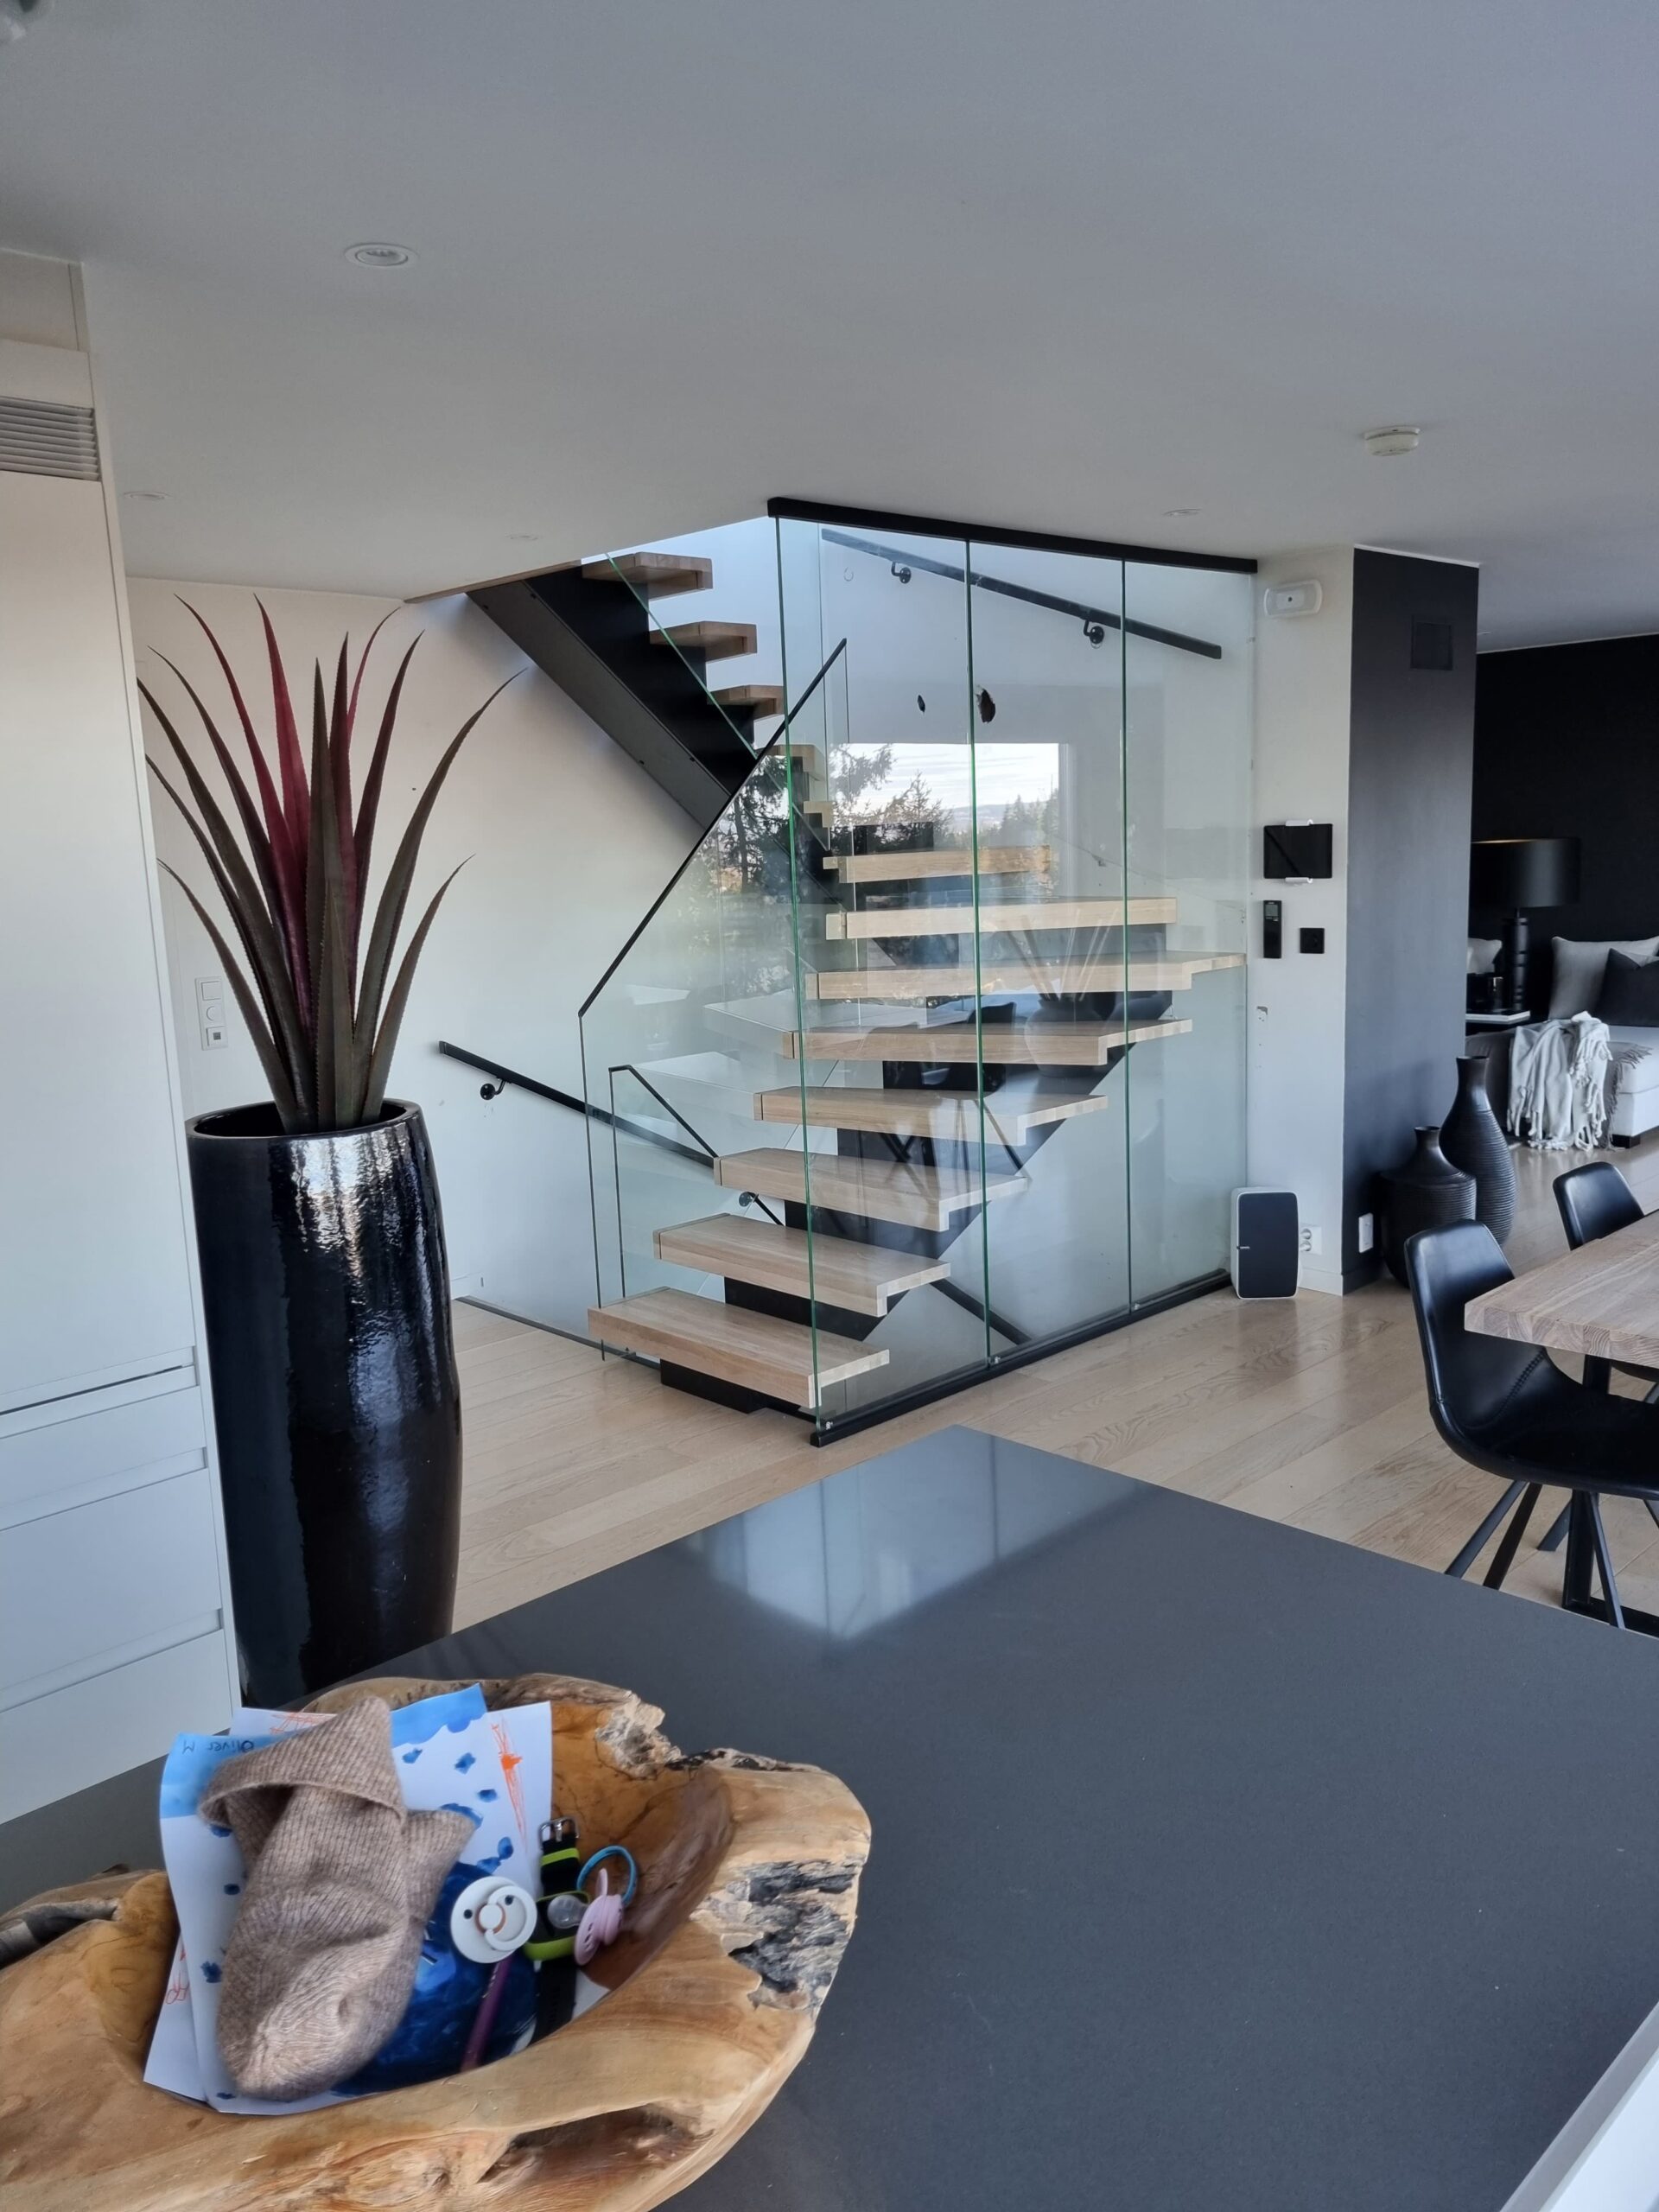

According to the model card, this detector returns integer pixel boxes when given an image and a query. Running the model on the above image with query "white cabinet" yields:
[0,302,237,1819]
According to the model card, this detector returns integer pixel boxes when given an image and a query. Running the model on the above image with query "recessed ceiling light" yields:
[506,532,543,543]
[1162,507,1200,518]
[345,242,415,270]
[121,489,165,501]
[1362,425,1421,458]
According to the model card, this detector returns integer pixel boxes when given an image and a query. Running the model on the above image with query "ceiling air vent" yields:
[0,395,101,481]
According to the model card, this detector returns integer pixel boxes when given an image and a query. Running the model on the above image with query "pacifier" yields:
[573,1847,638,1967]
[450,1876,538,1964]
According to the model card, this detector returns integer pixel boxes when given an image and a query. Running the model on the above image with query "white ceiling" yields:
[3,0,1655,648]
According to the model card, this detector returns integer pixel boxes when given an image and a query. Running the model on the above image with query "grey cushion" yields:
[1548,934,1659,1018]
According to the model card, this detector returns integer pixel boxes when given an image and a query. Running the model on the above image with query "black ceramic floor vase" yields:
[1379,1127,1475,1287]
[1439,1053,1517,1243]
[187,1102,461,1704]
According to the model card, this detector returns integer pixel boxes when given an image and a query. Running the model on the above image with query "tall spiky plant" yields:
[143,602,511,1135]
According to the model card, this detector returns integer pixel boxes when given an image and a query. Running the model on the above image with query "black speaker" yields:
[1231,1188,1299,1300]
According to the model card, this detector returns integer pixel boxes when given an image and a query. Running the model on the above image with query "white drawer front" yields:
[0,1468,223,1702]
[0,1376,207,1524]
[0,1630,232,1821]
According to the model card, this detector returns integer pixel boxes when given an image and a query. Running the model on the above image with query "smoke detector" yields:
[1362,426,1421,458]
[344,242,416,270]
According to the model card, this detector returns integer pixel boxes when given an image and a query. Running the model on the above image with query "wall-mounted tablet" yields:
[1263,823,1333,880]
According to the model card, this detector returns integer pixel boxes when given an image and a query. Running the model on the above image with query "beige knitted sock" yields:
[200,1696,474,2100]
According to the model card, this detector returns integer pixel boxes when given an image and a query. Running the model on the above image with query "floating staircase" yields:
[450,532,1243,1425]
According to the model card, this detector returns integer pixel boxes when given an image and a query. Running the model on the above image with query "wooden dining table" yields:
[1466,1206,1659,1371]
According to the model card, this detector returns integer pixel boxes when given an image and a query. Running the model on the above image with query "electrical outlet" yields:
[1298,1224,1323,1257]
[196,976,227,1051]
[1357,1212,1375,1255]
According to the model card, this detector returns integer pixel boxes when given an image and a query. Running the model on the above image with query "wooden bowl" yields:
[0,1672,870,2211]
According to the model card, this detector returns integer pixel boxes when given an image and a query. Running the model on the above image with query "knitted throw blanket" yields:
[1507,1014,1612,1149]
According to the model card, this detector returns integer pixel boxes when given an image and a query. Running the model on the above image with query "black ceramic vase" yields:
[1438,1054,1517,1244]
[186,1101,461,1705]
[1379,1127,1476,1287]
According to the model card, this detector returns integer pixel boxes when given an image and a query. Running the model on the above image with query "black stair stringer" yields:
[470,566,755,830]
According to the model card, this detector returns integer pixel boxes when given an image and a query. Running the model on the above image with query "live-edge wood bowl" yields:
[0,1672,870,2212]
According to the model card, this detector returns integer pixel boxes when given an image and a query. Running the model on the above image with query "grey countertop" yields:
[5,1426,1658,2209]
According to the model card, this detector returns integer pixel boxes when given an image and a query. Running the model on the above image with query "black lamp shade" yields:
[1469,836,1580,911]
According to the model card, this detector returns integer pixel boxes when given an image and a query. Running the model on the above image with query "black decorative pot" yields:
[1379,1126,1476,1287]
[186,1101,461,1705]
[1439,1053,1517,1244]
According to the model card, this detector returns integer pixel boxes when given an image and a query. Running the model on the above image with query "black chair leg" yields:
[1538,1502,1571,1554]
[1586,1495,1626,1630]
[1562,1491,1595,1611]
[1446,1479,1526,1580]
[1483,1484,1541,1589]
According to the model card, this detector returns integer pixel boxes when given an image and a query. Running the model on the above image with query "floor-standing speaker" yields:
[1231,1188,1300,1300]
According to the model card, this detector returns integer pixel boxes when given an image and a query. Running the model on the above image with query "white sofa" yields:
[1548,934,1659,1145]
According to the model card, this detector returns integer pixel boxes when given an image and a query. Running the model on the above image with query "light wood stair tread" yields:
[753,1084,1109,1141]
[809,953,1246,1001]
[582,551,714,595]
[823,895,1177,940]
[711,683,785,716]
[713,1147,1027,1230]
[588,1287,887,1407]
[779,1017,1193,1065]
[823,846,1051,882]
[653,1214,948,1316]
[650,620,757,661]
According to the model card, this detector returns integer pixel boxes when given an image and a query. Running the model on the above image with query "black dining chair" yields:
[1535,1164,1659,1556]
[1553,1162,1659,1403]
[1403,1220,1659,1630]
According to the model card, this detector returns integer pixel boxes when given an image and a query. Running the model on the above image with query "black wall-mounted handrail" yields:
[436,1040,710,1169]
[770,495,1256,577]
[577,636,849,1023]
[822,530,1223,660]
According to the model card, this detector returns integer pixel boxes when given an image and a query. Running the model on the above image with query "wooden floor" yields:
[452,1134,1659,1633]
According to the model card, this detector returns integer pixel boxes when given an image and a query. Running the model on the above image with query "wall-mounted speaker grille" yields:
[0,396,101,481]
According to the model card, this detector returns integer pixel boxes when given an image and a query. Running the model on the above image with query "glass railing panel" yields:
[966,544,1132,1344]
[1122,561,1253,1302]
[777,520,995,1425]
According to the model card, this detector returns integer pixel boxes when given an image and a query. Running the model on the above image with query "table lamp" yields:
[1469,837,1581,1012]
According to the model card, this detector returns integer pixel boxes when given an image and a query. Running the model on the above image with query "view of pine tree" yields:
[830,741,950,829]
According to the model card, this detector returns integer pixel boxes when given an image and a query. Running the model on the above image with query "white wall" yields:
[1,251,238,1815]
[1248,549,1354,1295]
[130,580,696,1334]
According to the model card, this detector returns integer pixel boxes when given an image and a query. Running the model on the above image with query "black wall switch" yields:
[1263,899,1282,958]
[1300,926,1325,954]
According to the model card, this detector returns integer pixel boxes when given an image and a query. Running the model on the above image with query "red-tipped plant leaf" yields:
[355,676,515,1061]
[148,658,285,950]
[362,861,467,1118]
[346,608,397,735]
[353,633,420,924]
[257,599,310,855]
[146,757,313,1117]
[178,601,308,980]
[328,638,359,966]
[159,863,304,1131]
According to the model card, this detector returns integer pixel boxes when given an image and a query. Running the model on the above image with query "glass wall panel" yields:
[777,518,992,1424]
[965,544,1132,1343]
[585,516,1254,1437]
[1122,563,1253,1303]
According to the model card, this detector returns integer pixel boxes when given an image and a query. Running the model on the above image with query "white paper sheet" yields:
[145,1688,555,2113]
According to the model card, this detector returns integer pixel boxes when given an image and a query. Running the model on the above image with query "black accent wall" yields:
[1342,550,1480,1284]
[1471,634,1659,1015]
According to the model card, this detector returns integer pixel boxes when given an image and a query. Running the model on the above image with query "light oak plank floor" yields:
[452,1134,1659,1634]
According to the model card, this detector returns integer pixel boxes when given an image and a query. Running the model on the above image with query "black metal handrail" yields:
[436,1040,709,1169]
[577,636,849,1022]
[822,529,1223,659]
